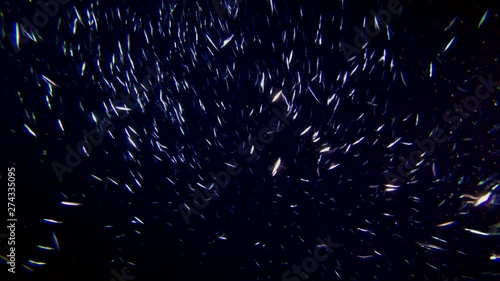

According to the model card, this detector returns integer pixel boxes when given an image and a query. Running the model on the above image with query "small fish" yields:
[42,219,62,224]
[436,221,455,227]
[41,75,60,87]
[357,255,375,259]
[352,136,365,145]
[24,124,37,137]
[307,86,321,104]
[478,10,489,28]
[27,260,46,266]
[57,119,64,132]
[474,191,492,207]
[464,228,492,236]
[490,254,500,261]
[432,162,438,178]
[205,34,219,51]
[328,163,340,170]
[272,158,281,176]
[91,174,103,181]
[37,245,55,251]
[60,201,82,206]
[400,72,407,88]
[444,37,456,52]
[221,34,234,48]
[300,126,312,136]
[14,22,21,51]
[387,137,401,149]
[52,232,60,251]
[272,90,282,103]
[116,106,133,111]
[107,177,119,186]
[259,73,265,93]
[134,216,144,224]
[444,16,458,32]
[320,147,330,153]
[416,242,447,251]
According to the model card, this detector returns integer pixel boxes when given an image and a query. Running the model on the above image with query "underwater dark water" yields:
[1,0,499,280]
